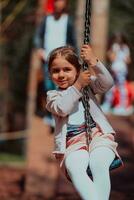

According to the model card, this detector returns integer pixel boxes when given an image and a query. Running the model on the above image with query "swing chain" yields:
[84,0,91,46]
[82,0,96,136]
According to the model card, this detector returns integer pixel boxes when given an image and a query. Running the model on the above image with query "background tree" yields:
[0,0,37,132]
[0,0,37,154]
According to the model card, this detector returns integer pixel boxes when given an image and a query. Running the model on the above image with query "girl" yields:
[46,45,122,200]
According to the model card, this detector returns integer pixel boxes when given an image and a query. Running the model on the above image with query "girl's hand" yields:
[81,45,98,67]
[74,70,91,91]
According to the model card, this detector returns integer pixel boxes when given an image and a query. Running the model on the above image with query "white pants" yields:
[65,147,115,200]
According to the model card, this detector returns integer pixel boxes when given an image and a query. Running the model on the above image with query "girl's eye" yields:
[51,67,71,73]
[52,68,60,73]
[64,67,71,72]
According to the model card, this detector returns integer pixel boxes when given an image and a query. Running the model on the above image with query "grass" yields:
[0,153,26,166]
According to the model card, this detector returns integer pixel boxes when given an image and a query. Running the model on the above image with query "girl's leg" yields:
[117,74,127,107]
[89,147,115,200]
[65,150,99,200]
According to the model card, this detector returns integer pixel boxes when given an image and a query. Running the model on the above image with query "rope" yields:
[82,0,96,137]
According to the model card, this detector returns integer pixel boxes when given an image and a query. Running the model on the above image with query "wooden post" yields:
[26,52,59,199]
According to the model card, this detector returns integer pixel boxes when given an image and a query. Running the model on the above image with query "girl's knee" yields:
[90,158,108,175]
[65,158,76,174]
[89,147,115,172]
[65,150,89,176]
[65,158,85,176]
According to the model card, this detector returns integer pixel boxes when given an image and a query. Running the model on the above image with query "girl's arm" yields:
[46,86,83,117]
[81,45,114,94]
[89,60,114,94]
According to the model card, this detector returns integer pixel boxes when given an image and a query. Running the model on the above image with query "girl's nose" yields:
[58,70,65,78]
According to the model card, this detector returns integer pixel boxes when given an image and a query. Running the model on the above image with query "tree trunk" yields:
[91,0,110,62]
[75,0,85,50]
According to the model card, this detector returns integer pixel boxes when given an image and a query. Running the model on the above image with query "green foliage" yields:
[109,0,134,41]
[1,0,37,121]
[0,153,25,165]
[1,0,78,132]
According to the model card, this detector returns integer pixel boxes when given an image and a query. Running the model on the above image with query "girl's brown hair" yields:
[48,46,81,72]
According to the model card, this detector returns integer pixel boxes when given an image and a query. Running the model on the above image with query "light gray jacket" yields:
[46,61,115,154]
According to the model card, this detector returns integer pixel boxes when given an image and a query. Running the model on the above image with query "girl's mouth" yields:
[58,80,67,84]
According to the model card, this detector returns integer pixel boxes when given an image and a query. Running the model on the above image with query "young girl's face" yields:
[50,56,78,89]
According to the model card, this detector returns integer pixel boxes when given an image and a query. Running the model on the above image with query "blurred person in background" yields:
[101,33,133,116]
[34,0,77,129]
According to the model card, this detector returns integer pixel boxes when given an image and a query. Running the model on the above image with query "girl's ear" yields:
[75,69,81,80]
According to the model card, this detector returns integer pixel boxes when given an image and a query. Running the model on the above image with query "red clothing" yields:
[45,0,54,14]
[113,81,133,107]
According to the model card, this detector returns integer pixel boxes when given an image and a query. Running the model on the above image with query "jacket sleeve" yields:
[46,86,83,117]
[33,17,46,49]
[89,61,114,94]
[67,16,78,51]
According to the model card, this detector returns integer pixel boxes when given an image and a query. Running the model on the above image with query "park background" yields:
[0,0,134,199]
